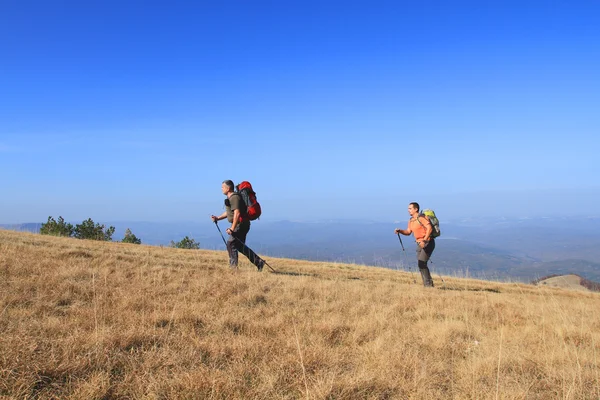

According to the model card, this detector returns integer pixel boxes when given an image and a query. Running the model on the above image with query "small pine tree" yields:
[170,236,200,249]
[40,216,74,237]
[74,218,115,241]
[122,228,141,245]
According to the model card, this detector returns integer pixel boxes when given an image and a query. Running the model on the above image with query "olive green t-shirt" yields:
[225,193,247,223]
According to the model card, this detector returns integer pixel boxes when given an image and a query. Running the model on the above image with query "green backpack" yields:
[417,209,441,238]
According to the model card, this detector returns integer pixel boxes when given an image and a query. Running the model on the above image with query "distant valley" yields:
[4,216,600,282]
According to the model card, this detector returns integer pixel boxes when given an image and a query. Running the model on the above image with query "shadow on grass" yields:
[270,270,319,278]
[269,270,362,281]
[438,286,501,293]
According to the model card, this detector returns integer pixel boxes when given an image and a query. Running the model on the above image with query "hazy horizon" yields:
[2,186,599,225]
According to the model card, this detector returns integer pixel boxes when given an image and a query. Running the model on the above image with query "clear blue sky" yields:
[1,1,599,223]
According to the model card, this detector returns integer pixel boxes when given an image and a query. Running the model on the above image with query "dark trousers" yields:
[226,223,263,268]
[416,240,435,287]
[418,260,434,287]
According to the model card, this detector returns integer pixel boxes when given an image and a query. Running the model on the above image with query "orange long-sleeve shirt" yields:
[408,215,432,241]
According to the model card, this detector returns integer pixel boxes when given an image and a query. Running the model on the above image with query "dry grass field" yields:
[1,229,599,399]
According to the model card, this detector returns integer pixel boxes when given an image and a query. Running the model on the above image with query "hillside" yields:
[534,274,600,293]
[535,274,587,291]
[1,229,599,399]
[5,218,600,283]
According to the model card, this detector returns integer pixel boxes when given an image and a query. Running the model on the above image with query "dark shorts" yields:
[416,239,435,262]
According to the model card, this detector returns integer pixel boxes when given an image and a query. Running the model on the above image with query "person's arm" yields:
[228,209,241,234]
[394,221,412,236]
[211,212,227,222]
[226,194,242,234]
[423,222,433,242]
[417,216,433,248]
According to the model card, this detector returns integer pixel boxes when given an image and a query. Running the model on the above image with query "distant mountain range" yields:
[3,216,600,282]
[1,223,42,232]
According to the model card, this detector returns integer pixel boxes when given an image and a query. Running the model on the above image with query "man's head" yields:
[408,202,420,217]
[222,180,235,195]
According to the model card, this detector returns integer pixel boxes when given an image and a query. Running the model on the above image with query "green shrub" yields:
[40,216,74,237]
[122,228,142,245]
[170,236,200,249]
[74,218,115,241]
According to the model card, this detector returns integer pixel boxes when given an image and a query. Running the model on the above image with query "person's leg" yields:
[226,235,238,267]
[418,260,434,287]
[232,224,264,271]
[416,241,435,287]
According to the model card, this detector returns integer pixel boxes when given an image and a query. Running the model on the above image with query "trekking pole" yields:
[397,233,416,284]
[231,235,277,273]
[214,221,228,247]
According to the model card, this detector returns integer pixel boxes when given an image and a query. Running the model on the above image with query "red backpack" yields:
[236,181,262,221]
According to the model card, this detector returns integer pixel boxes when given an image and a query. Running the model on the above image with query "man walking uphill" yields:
[211,180,264,271]
[395,202,435,287]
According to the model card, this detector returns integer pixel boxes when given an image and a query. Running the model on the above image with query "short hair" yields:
[222,180,235,192]
[409,202,420,212]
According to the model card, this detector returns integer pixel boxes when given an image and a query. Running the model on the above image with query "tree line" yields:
[40,216,199,249]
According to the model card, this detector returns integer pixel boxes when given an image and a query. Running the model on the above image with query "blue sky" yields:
[1,1,599,223]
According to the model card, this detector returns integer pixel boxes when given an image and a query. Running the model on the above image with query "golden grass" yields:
[1,229,599,399]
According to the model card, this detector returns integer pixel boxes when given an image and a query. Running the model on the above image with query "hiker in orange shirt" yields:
[395,202,435,287]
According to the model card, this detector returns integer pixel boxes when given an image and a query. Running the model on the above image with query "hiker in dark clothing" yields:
[395,202,435,287]
[211,180,264,271]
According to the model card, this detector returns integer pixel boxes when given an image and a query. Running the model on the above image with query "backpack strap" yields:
[231,192,249,221]
[227,192,241,207]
